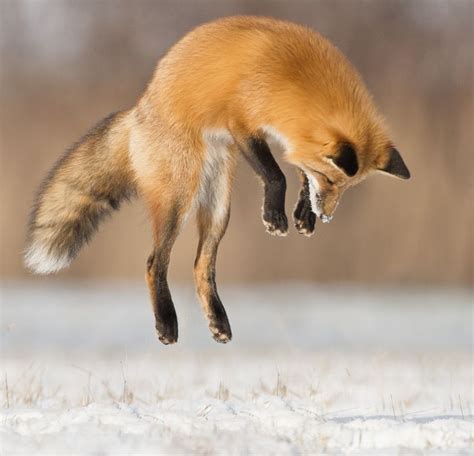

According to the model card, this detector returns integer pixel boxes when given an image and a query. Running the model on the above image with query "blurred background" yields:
[1,0,472,285]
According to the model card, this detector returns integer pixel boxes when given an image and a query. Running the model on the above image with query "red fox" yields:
[25,16,410,345]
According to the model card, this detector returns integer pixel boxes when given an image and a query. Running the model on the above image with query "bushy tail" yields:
[25,110,136,274]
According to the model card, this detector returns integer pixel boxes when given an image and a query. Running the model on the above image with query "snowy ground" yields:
[1,282,472,454]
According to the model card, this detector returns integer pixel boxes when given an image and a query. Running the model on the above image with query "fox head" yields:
[283,120,410,221]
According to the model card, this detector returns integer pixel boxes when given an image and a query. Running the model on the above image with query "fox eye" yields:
[308,167,334,185]
[323,174,334,185]
[329,143,359,177]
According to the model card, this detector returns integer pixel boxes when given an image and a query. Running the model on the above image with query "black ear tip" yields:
[383,147,410,180]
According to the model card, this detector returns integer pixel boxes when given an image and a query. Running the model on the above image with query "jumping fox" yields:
[25,16,410,344]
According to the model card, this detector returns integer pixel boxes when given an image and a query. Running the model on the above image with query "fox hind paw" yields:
[209,318,232,344]
[155,314,178,345]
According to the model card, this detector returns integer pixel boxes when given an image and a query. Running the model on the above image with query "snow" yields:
[1,282,472,454]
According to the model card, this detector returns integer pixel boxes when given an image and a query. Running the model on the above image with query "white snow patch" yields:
[1,283,472,454]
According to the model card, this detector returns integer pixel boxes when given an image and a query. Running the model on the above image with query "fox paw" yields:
[293,203,316,237]
[155,314,178,345]
[209,318,232,344]
[263,210,288,236]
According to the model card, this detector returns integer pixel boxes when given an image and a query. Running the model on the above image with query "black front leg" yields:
[293,170,316,236]
[239,136,288,236]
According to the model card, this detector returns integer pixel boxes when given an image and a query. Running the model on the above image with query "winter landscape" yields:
[2,1,472,455]
[1,282,472,454]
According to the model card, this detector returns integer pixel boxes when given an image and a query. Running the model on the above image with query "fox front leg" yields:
[239,136,288,236]
[293,170,316,236]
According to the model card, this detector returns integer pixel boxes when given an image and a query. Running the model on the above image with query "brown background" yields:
[1,0,472,285]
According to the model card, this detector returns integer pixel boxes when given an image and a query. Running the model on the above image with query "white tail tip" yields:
[24,242,71,274]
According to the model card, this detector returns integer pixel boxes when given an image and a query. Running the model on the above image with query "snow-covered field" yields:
[1,282,472,454]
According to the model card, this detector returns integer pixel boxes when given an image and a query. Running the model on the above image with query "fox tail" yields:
[25,111,136,274]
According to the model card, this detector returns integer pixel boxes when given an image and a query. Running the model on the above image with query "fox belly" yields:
[196,129,236,224]
[129,120,236,224]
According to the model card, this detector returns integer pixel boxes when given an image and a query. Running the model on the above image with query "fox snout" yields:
[318,189,340,222]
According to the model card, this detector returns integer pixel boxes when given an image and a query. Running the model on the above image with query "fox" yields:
[25,16,410,345]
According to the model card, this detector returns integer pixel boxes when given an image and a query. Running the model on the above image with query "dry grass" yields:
[1,352,472,454]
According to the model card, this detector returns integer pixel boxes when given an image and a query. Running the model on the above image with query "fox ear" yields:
[329,143,359,177]
[378,147,410,179]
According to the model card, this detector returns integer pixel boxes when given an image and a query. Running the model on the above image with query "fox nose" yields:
[320,214,333,224]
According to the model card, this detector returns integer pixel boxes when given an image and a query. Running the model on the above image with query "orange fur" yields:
[26,16,409,344]
[132,16,402,220]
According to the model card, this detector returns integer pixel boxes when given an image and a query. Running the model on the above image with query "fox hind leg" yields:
[195,203,232,343]
[194,200,232,343]
[146,251,177,345]
[194,149,235,343]
[145,206,181,344]
[145,193,193,345]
